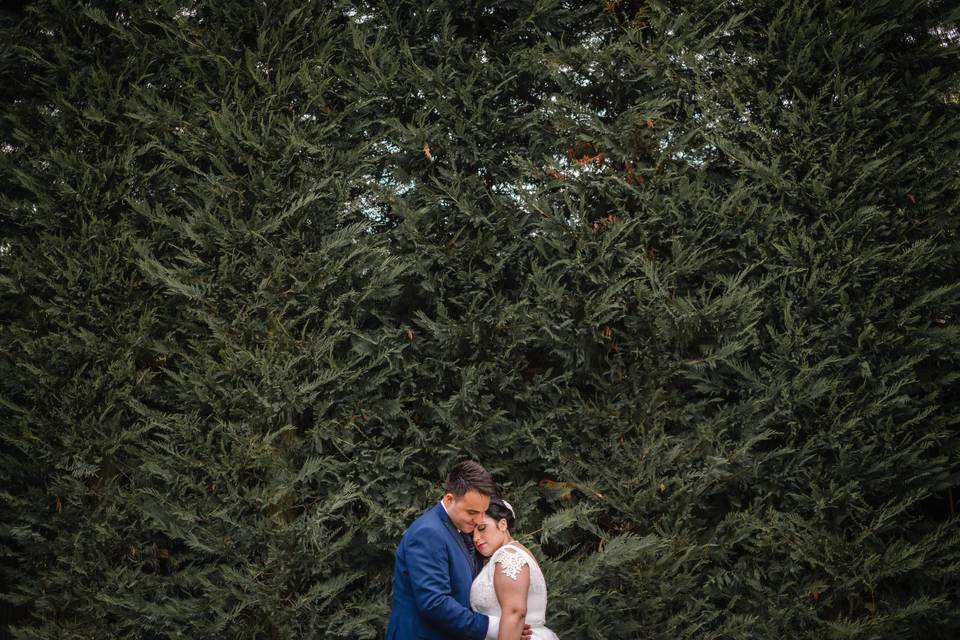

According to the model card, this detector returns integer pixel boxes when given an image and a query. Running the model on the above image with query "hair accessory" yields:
[502,499,515,518]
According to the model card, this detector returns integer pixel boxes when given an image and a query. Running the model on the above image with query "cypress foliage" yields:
[1,2,407,637]
[2,2,958,639]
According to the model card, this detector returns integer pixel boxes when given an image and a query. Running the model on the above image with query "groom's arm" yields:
[407,527,489,640]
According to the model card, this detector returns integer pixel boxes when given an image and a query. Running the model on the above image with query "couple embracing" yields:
[386,461,559,640]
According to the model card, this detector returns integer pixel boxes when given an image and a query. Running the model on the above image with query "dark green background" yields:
[2,1,958,638]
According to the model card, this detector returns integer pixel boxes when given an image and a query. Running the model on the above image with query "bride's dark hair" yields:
[486,495,516,531]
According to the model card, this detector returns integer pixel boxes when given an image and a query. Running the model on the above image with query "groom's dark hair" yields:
[445,460,496,497]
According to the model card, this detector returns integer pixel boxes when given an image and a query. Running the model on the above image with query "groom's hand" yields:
[521,624,532,640]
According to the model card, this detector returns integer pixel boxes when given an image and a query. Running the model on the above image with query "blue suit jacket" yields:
[385,503,489,640]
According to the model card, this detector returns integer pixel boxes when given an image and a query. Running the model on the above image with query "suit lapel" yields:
[435,503,476,572]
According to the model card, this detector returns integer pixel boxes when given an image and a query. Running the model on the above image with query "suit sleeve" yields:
[407,525,490,640]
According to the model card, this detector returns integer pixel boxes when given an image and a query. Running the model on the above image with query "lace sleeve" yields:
[493,548,529,581]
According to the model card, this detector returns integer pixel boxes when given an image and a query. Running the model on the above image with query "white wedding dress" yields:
[470,543,559,640]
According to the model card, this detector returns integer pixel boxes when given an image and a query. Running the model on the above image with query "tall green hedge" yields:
[2,1,959,638]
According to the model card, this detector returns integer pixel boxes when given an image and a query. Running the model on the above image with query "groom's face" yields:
[443,490,490,533]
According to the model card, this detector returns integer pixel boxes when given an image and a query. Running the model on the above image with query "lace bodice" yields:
[470,543,558,639]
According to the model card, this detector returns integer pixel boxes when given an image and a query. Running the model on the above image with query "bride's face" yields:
[472,514,509,557]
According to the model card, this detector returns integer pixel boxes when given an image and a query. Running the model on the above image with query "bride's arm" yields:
[493,560,531,640]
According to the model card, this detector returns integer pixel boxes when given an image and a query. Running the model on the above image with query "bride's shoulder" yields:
[494,542,538,561]
[491,543,532,580]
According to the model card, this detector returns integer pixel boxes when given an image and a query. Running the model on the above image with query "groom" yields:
[386,460,528,640]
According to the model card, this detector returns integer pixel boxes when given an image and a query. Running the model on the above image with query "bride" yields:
[470,496,559,640]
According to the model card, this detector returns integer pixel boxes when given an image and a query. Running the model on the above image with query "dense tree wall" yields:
[2,1,959,638]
